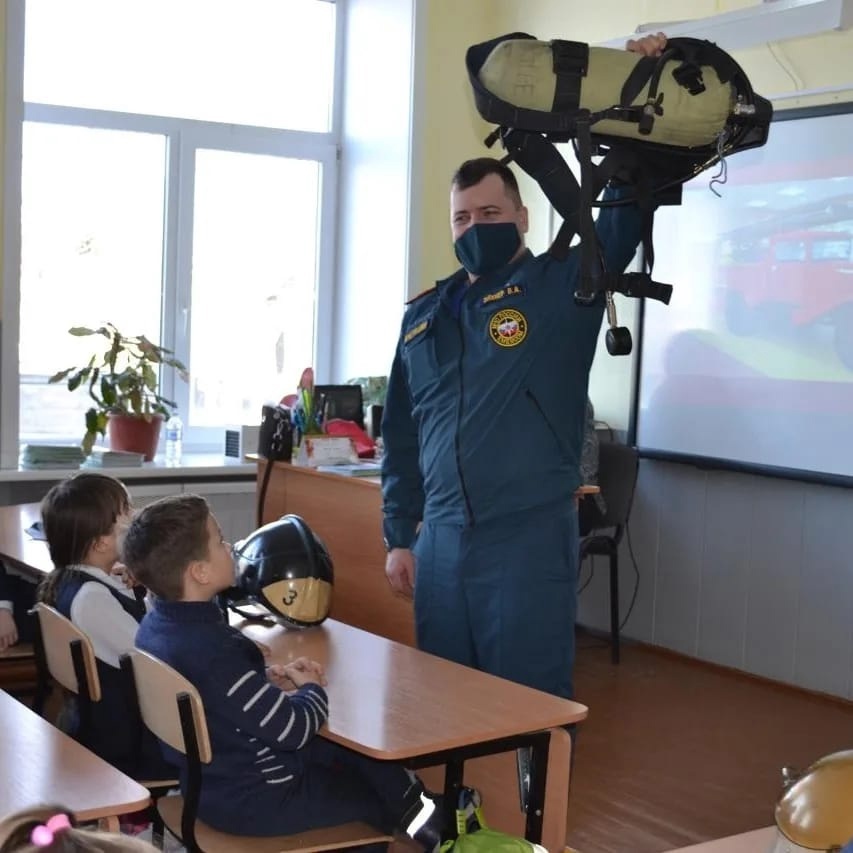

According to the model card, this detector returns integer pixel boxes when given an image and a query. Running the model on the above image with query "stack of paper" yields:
[83,447,146,468]
[19,444,85,470]
[316,461,382,477]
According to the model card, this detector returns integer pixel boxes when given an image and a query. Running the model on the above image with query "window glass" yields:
[812,238,851,261]
[774,240,807,262]
[189,149,320,427]
[19,122,164,441]
[24,0,336,132]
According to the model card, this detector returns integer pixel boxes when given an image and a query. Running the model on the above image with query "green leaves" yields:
[49,324,189,456]
[83,408,108,455]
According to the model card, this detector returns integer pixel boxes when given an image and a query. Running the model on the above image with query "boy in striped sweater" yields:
[126,494,437,851]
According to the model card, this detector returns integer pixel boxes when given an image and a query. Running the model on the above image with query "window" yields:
[5,0,340,458]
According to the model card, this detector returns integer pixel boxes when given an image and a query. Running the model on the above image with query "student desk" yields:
[0,496,590,848]
[0,688,150,829]
[241,617,588,852]
[0,502,50,578]
[254,461,597,848]
[255,460,599,646]
[664,827,777,851]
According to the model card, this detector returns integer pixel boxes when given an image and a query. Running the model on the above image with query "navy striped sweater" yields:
[135,598,329,833]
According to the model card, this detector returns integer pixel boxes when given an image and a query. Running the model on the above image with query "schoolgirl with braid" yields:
[38,472,174,781]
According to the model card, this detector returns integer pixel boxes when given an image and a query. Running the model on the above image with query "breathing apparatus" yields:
[466,33,772,355]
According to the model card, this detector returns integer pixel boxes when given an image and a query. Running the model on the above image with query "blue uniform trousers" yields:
[412,502,579,700]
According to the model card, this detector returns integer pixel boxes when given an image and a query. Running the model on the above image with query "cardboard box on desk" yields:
[294,435,358,467]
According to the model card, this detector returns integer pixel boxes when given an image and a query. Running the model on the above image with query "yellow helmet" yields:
[771,750,853,853]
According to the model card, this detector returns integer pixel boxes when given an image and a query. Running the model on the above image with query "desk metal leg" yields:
[525,730,552,843]
[408,729,557,846]
[442,757,465,840]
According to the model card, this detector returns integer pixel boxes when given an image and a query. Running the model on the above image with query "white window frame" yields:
[1,0,344,464]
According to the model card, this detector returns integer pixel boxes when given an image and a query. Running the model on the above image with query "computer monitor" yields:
[315,384,364,429]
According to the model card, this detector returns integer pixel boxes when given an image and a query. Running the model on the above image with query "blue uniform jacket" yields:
[381,189,644,549]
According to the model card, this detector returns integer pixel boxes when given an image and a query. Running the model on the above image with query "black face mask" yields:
[453,222,521,276]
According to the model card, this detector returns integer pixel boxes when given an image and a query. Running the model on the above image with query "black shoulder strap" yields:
[497,123,673,306]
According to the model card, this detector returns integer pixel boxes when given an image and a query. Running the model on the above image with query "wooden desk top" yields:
[0,689,150,822]
[664,827,777,852]
[0,502,51,577]
[258,458,600,496]
[241,618,588,761]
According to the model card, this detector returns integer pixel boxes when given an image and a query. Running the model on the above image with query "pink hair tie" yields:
[30,813,72,847]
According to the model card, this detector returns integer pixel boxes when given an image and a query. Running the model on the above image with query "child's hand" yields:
[284,656,327,688]
[0,610,18,651]
[110,562,137,589]
[266,663,296,690]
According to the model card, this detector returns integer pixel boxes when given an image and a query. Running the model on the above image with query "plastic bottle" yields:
[164,415,183,466]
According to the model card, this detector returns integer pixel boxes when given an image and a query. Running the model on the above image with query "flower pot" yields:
[106,413,164,462]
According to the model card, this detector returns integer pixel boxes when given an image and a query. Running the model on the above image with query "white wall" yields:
[580,459,853,700]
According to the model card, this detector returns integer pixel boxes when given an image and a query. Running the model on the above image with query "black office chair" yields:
[578,442,639,664]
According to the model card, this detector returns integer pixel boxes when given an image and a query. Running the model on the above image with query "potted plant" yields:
[48,323,188,460]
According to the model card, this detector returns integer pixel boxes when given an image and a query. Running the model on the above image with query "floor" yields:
[565,632,853,853]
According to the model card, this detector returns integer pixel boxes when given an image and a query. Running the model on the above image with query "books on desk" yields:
[19,444,85,470]
[316,461,382,477]
[83,447,146,468]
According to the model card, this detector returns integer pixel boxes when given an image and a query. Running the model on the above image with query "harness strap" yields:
[550,39,589,113]
[498,127,673,306]
[619,55,658,107]
[575,114,602,300]
[498,129,584,253]
[607,271,672,304]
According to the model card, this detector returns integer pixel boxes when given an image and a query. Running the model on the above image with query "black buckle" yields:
[672,62,706,96]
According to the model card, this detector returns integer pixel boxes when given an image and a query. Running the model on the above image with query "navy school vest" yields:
[54,570,173,780]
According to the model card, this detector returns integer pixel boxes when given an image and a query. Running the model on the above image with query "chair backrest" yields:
[125,649,212,763]
[33,602,101,701]
[595,443,640,534]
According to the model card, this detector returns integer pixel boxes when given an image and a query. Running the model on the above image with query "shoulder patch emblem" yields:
[404,320,429,344]
[489,308,527,348]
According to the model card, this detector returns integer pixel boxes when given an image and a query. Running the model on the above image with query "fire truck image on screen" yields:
[719,194,853,368]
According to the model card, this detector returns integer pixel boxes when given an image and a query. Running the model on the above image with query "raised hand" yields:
[626,32,667,57]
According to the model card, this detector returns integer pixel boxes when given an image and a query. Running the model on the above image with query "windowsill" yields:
[1,452,256,482]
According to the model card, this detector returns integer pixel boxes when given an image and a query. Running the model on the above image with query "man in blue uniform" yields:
[382,34,665,700]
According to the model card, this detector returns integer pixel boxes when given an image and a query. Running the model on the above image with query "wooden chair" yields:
[121,649,393,853]
[578,443,640,664]
[32,603,176,844]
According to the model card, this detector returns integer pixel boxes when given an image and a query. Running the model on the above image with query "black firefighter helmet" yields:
[232,514,333,628]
